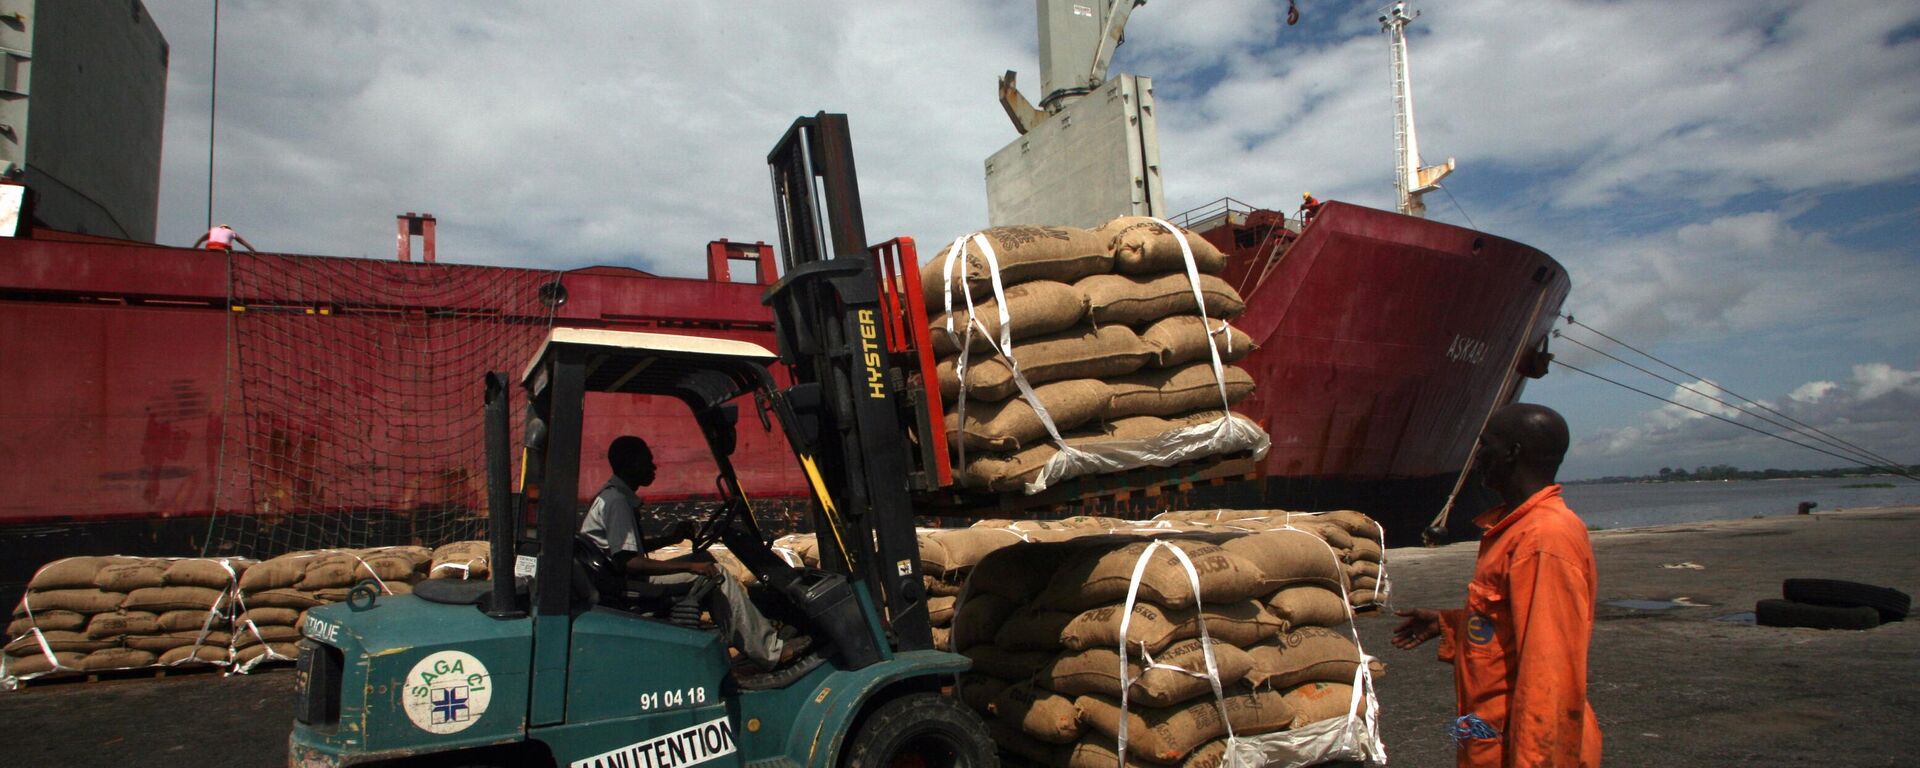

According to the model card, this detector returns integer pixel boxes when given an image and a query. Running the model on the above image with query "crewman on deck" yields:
[1391,403,1602,767]
[1299,192,1324,222]
[193,224,256,252]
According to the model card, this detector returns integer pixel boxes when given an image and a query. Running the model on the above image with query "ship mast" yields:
[1381,2,1454,218]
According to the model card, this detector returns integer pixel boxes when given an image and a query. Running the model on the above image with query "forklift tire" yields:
[843,692,998,768]
[1782,578,1911,622]
[1755,598,1881,631]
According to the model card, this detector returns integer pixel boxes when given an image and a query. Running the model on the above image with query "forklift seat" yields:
[572,533,702,621]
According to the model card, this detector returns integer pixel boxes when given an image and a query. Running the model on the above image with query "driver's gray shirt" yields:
[579,475,643,559]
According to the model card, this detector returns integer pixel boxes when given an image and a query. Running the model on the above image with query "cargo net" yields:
[202,252,561,559]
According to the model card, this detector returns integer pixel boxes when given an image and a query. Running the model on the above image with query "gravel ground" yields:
[3,506,1914,767]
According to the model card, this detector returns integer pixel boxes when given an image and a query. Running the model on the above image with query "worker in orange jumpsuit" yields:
[1299,192,1324,222]
[1392,403,1603,767]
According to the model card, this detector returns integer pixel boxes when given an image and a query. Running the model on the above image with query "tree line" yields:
[1568,463,1918,485]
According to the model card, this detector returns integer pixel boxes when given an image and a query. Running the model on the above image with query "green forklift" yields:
[288,114,997,768]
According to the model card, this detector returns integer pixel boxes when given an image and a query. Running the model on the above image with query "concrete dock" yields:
[3,506,1915,767]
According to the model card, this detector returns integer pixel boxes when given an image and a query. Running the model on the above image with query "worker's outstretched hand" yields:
[1392,608,1443,650]
[683,560,720,578]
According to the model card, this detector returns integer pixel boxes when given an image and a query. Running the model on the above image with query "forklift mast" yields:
[761,113,941,651]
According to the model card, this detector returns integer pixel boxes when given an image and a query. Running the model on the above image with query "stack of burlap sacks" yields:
[926,220,1262,493]
[949,524,1379,768]
[1149,510,1390,610]
[4,556,251,683]
[232,546,436,671]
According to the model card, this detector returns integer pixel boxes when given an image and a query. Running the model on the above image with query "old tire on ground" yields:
[1755,598,1882,631]
[843,692,999,768]
[1782,578,1911,622]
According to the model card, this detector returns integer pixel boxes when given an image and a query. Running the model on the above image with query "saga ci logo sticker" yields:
[403,650,493,734]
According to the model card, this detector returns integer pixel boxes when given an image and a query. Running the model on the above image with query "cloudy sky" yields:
[140,0,1918,481]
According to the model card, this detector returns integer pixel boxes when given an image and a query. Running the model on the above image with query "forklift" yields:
[287,114,996,768]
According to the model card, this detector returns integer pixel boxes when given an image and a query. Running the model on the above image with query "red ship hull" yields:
[0,200,1565,603]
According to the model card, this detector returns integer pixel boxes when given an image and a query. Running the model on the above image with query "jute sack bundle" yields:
[925,526,1029,572]
[161,645,229,666]
[235,623,303,648]
[1036,537,1274,611]
[1218,530,1346,589]
[1107,365,1255,419]
[1348,589,1377,606]
[1346,537,1384,564]
[1265,585,1352,629]
[1042,637,1256,707]
[952,593,1018,653]
[165,558,253,589]
[236,642,301,666]
[992,606,1079,651]
[1152,509,1274,523]
[928,596,958,626]
[242,589,328,610]
[1059,600,1283,653]
[125,631,233,653]
[86,610,162,638]
[1098,217,1229,276]
[937,325,1154,402]
[1067,735,1229,768]
[122,586,227,613]
[924,576,964,598]
[988,681,1086,743]
[1077,273,1246,326]
[18,589,126,615]
[1076,686,1295,764]
[932,626,952,651]
[947,379,1112,453]
[5,631,115,654]
[1140,316,1255,368]
[964,542,1068,601]
[1246,627,1362,689]
[1312,510,1382,539]
[1349,560,1381,580]
[430,540,491,580]
[7,611,84,635]
[1271,519,1355,550]
[299,551,401,590]
[238,607,300,627]
[959,672,1013,714]
[962,644,1054,681]
[1058,515,1133,530]
[158,609,229,633]
[959,416,1175,493]
[239,551,327,592]
[922,226,1113,305]
[4,651,86,676]
[1281,682,1363,728]
[94,559,168,592]
[28,556,138,590]
[929,280,1089,356]
[77,648,157,672]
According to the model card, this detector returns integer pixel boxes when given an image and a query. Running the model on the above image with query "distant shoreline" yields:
[1566,465,1917,485]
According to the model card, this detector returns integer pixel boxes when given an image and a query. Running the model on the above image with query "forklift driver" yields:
[580,435,799,669]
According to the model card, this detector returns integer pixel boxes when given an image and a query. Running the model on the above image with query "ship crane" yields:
[999,0,1148,134]
[1382,2,1455,218]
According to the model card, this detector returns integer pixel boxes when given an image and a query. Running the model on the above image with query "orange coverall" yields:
[1436,484,1603,767]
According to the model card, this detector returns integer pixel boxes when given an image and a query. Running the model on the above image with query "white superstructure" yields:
[1382,2,1454,218]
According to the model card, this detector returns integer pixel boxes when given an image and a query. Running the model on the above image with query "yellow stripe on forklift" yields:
[797,453,855,571]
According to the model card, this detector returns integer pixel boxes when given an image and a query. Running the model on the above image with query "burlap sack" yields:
[1140,316,1255,368]
[76,648,157,671]
[1315,511,1381,538]
[160,645,229,666]
[1059,601,1181,654]
[1078,273,1246,326]
[235,642,300,665]
[1350,575,1378,592]
[1282,682,1361,728]
[991,606,1076,652]
[239,552,320,592]
[164,558,248,589]
[1219,530,1346,588]
[1167,601,1285,647]
[989,681,1085,743]
[931,528,1026,576]
[1349,560,1381,580]
[929,280,1090,356]
[932,625,952,652]
[28,557,121,591]
[1098,217,1229,275]
[126,631,232,653]
[298,552,379,590]
[1107,364,1255,418]
[928,596,957,626]
[1348,537,1384,563]
[123,586,225,613]
[959,673,1012,714]
[915,533,952,578]
[1265,585,1352,629]
[94,560,168,592]
[4,631,114,654]
[1246,627,1363,689]
[20,589,127,615]
[7,611,85,635]
[965,542,1067,600]
[962,644,1053,681]
[1281,520,1355,550]
[952,593,1017,653]
[938,325,1154,402]
[922,226,1113,305]
[235,623,304,648]
[1059,515,1132,530]
[3,651,85,676]
[947,378,1111,453]
[243,589,327,610]
[85,611,161,639]
[959,417,1176,492]
[1076,686,1295,763]
[1065,736,1178,768]
[238,607,301,627]
[430,541,491,580]
[924,576,965,598]
[1043,637,1255,707]
[363,545,432,567]
[1037,538,1273,611]
[1349,589,1377,606]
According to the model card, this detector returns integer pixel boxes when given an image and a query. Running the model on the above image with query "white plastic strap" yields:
[1115,540,1234,766]
[1145,217,1233,416]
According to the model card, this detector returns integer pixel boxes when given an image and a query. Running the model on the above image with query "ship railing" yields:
[1169,197,1259,232]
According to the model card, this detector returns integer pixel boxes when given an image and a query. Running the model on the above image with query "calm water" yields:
[1558,477,1920,530]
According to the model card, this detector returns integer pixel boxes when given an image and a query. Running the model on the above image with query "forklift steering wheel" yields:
[689,498,740,553]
